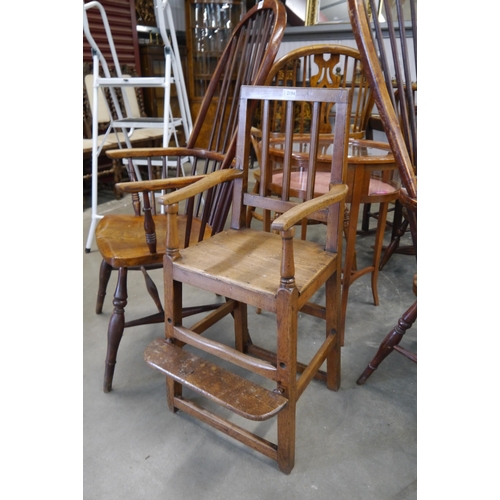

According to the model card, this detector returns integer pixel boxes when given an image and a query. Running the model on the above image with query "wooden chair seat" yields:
[172,227,338,313]
[96,215,212,269]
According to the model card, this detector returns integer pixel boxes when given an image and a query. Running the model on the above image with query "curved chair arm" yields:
[106,147,227,163]
[271,184,348,232]
[115,175,205,194]
[159,169,243,206]
[162,169,243,261]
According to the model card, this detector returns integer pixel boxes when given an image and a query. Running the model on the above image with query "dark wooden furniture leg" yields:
[104,267,128,393]
[96,260,113,314]
[356,300,417,385]
[379,201,407,270]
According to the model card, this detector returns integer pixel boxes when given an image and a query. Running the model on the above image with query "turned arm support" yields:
[271,184,348,232]
[162,168,243,261]
[271,184,348,290]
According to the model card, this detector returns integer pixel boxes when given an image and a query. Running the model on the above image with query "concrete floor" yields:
[83,190,417,499]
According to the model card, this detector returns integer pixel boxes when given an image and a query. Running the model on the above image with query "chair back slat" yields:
[188,1,286,160]
[281,99,295,201]
[235,85,350,249]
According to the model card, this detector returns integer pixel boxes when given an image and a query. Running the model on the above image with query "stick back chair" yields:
[348,0,417,383]
[95,0,286,393]
[143,84,351,474]
[353,0,417,270]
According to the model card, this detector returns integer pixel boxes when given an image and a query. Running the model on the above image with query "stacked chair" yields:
[347,0,417,383]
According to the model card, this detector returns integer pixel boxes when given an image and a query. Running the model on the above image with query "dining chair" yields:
[348,0,417,382]
[244,44,399,343]
[354,0,417,273]
[94,0,286,393]
[143,84,351,474]
[246,44,374,231]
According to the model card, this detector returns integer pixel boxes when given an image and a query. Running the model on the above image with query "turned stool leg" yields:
[370,201,390,306]
[96,260,113,314]
[357,300,417,385]
[379,201,406,270]
[141,267,163,313]
[103,267,128,393]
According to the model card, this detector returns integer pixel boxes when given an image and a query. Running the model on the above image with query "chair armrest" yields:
[250,127,262,139]
[115,176,205,194]
[159,169,243,206]
[162,168,243,262]
[109,147,233,194]
[106,147,227,163]
[271,184,348,232]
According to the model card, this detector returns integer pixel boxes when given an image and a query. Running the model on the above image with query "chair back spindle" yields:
[234,85,351,253]
[110,0,287,252]
[349,0,417,199]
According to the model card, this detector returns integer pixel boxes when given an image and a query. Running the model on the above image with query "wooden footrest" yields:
[144,338,288,421]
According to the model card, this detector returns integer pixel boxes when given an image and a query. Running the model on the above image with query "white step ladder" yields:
[155,0,192,142]
[83,0,192,253]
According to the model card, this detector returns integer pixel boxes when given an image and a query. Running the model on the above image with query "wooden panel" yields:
[83,0,141,73]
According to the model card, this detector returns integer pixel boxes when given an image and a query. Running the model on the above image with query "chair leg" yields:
[379,201,406,270]
[343,206,356,271]
[356,300,417,385]
[103,267,128,393]
[340,202,360,346]
[370,201,390,306]
[96,260,113,314]
[233,301,250,353]
[276,287,298,475]
[325,272,341,391]
[164,261,183,413]
[141,266,164,313]
[361,202,372,231]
